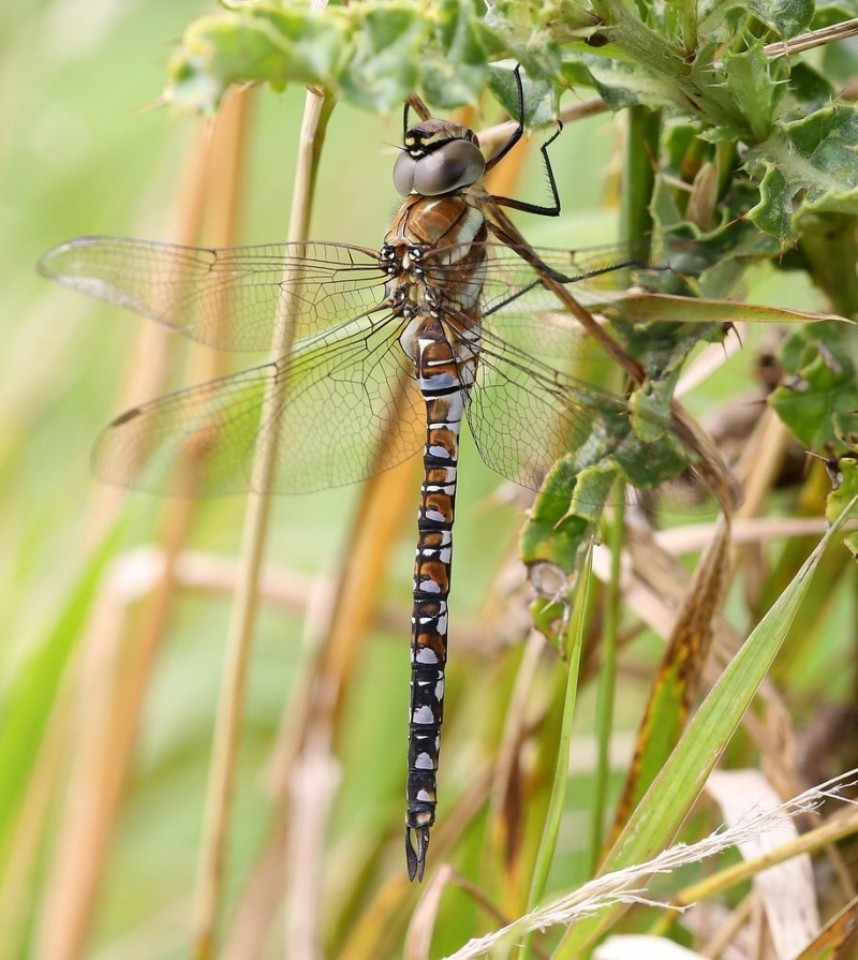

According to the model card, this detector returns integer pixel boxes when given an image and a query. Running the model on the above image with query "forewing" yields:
[93,315,425,495]
[38,238,387,351]
[425,237,719,331]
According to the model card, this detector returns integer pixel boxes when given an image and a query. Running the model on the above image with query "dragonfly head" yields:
[393,119,486,198]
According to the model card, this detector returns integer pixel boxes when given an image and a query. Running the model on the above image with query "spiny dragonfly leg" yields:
[405,823,431,882]
[484,68,562,216]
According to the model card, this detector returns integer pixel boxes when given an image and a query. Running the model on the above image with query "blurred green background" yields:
[2,3,846,957]
[1,3,638,953]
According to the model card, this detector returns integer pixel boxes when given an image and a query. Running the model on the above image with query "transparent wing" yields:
[461,319,631,491]
[37,235,719,355]
[92,314,425,496]
[428,236,720,325]
[416,237,716,373]
[45,231,718,499]
[38,238,387,352]
[454,309,719,512]
[449,240,728,498]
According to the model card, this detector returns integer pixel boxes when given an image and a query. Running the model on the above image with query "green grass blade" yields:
[554,493,858,956]
[0,520,124,847]
[528,549,592,905]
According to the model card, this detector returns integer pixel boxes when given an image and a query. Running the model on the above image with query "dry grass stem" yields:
[191,82,331,957]
[477,97,609,154]
[652,516,855,555]
[762,16,858,59]
[30,90,253,960]
[405,865,457,960]
[705,769,820,957]
[442,771,858,960]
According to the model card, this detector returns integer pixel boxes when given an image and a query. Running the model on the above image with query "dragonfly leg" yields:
[485,64,563,217]
[484,64,527,171]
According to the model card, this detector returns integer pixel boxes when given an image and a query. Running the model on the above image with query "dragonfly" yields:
[39,71,716,881]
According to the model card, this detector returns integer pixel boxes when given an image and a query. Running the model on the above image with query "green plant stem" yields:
[584,101,658,864]
[553,494,858,957]
[620,105,660,244]
[588,0,753,137]
[589,491,624,871]
[583,98,657,872]
[190,85,335,959]
[798,214,858,319]
[520,549,592,960]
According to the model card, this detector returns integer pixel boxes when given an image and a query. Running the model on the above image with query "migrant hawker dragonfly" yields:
[39,73,714,880]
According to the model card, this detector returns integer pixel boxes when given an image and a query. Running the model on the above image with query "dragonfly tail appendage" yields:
[405,823,431,883]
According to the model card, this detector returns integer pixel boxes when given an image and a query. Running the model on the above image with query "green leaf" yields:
[770,321,858,449]
[697,0,813,41]
[748,0,815,36]
[796,213,858,318]
[786,63,838,117]
[519,404,695,576]
[602,292,846,327]
[488,64,556,128]
[165,0,501,113]
[520,457,613,572]
[555,492,858,956]
[751,164,797,238]
[747,105,858,240]
[420,0,488,108]
[0,524,123,845]
[484,0,593,80]
[582,55,691,113]
[338,8,427,110]
[166,7,349,113]
[722,44,782,141]
[825,457,858,561]
[826,457,858,531]
[697,3,754,44]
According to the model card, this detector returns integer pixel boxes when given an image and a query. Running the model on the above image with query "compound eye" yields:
[412,139,485,196]
[393,152,419,196]
[392,139,486,197]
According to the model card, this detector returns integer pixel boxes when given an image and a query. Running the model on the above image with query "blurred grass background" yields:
[2,3,854,959]
[1,3,629,954]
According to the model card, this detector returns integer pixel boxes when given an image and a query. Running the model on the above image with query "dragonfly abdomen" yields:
[405,327,473,881]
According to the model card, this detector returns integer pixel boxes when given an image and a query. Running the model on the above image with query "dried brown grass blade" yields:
[606,513,733,848]
[30,88,253,960]
[404,865,457,960]
[706,769,820,958]
[190,83,333,958]
[794,894,858,960]
[217,344,422,956]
